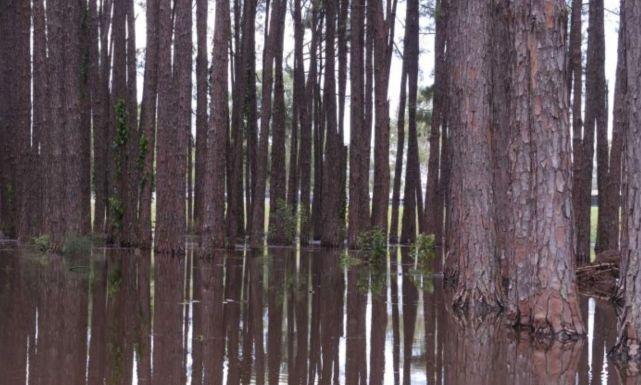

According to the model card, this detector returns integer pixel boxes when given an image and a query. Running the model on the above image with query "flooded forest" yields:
[1,0,641,383]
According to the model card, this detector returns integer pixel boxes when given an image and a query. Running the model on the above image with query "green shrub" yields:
[411,233,436,265]
[269,199,298,243]
[357,229,387,260]
[32,234,51,252]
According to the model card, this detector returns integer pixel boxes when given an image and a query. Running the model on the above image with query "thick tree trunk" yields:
[320,0,342,247]
[612,0,641,364]
[138,0,160,248]
[445,0,502,313]
[32,0,48,236]
[400,0,419,244]
[155,0,186,254]
[370,0,391,234]
[506,0,585,337]
[194,0,208,231]
[268,0,289,245]
[348,0,368,247]
[202,0,230,250]
[311,13,325,241]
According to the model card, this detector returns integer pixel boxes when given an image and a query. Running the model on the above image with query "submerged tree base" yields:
[507,290,585,340]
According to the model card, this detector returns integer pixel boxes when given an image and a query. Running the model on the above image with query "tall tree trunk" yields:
[124,0,139,244]
[268,0,289,245]
[250,0,278,247]
[155,0,186,254]
[569,0,584,262]
[32,0,48,236]
[425,0,448,246]
[491,0,512,282]
[577,0,597,264]
[299,6,318,245]
[506,0,585,337]
[400,0,420,244]
[138,0,160,248]
[194,0,208,231]
[602,0,627,261]
[612,0,641,363]
[348,0,368,247]
[244,5,259,239]
[370,0,391,234]
[445,0,502,313]
[320,0,342,247]
[202,0,230,250]
[388,68,406,245]
[311,13,325,241]
[595,0,620,254]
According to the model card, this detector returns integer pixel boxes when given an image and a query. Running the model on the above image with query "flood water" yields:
[0,245,633,385]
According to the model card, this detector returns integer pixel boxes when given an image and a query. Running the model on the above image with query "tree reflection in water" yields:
[0,246,633,385]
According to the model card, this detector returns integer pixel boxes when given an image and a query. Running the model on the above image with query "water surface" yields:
[0,246,630,384]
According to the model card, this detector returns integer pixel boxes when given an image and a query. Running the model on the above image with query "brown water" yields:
[0,246,632,385]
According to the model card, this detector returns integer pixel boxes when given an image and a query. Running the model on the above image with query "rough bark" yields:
[389,68,407,244]
[612,0,641,364]
[491,0,512,283]
[425,0,448,244]
[370,0,391,234]
[596,0,622,255]
[400,0,420,244]
[506,0,585,337]
[137,0,160,248]
[194,0,208,230]
[445,0,502,313]
[320,0,342,247]
[202,0,230,250]
[250,0,278,247]
[576,0,597,264]
[348,0,368,247]
[268,0,289,245]
[124,0,138,244]
[311,13,325,241]
[300,7,319,244]
[155,0,186,254]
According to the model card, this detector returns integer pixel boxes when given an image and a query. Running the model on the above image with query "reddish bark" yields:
[506,0,585,337]
[370,0,391,234]
[612,0,641,364]
[202,0,230,250]
[389,67,407,244]
[320,0,342,247]
[155,0,186,254]
[137,0,160,248]
[445,0,502,313]
[193,0,208,230]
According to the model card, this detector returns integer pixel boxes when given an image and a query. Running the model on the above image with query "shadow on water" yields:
[0,245,636,384]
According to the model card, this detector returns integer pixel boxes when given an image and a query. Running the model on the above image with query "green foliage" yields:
[357,229,388,260]
[32,234,51,253]
[411,233,436,265]
[62,235,92,257]
[339,251,363,269]
[269,199,298,243]
[107,266,123,298]
[109,196,124,231]
[113,99,129,179]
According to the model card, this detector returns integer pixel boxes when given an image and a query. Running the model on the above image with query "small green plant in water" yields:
[62,235,92,256]
[32,234,51,252]
[411,234,436,265]
[339,251,363,269]
[357,229,387,261]
[269,199,298,243]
